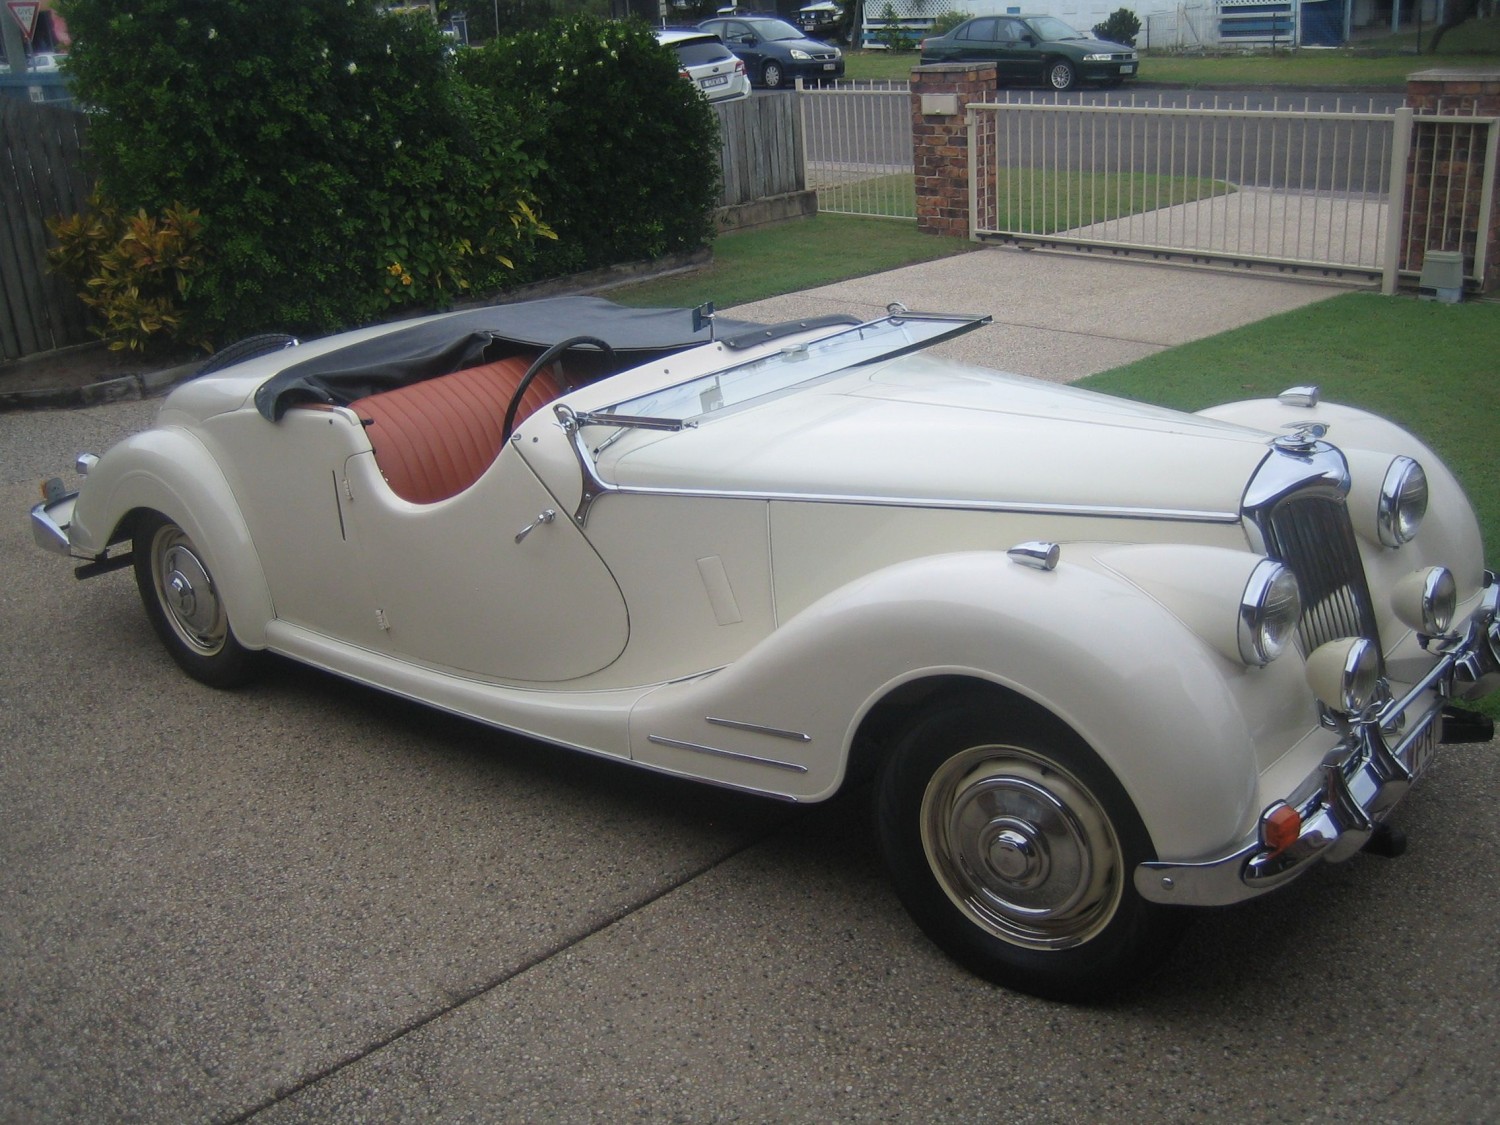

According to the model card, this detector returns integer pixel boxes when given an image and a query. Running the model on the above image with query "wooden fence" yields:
[715,94,804,206]
[1,98,93,362]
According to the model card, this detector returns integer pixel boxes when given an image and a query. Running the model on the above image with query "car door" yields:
[718,20,763,74]
[998,18,1045,85]
[343,443,629,683]
[954,17,999,66]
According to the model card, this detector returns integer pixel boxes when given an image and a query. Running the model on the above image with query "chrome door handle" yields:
[514,509,556,544]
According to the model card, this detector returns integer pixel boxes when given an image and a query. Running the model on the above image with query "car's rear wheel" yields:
[133,511,262,688]
[762,60,785,89]
[875,692,1184,1000]
[1046,59,1078,91]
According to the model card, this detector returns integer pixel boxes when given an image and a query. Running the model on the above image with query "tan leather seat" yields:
[350,358,562,505]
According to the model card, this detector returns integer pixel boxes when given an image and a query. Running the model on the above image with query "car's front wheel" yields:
[875,692,1184,1000]
[762,60,785,89]
[133,511,262,688]
[1046,59,1078,91]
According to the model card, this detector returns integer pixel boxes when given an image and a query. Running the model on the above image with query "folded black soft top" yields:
[252,296,765,421]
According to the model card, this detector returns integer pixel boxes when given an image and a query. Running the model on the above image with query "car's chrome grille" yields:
[1264,492,1381,656]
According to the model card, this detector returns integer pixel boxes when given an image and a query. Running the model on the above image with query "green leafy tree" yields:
[460,17,720,277]
[874,4,916,52]
[1092,8,1141,46]
[58,0,550,339]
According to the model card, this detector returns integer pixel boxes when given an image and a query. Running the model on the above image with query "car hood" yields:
[1058,35,1132,52]
[600,354,1272,518]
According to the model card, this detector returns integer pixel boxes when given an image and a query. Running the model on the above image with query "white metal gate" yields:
[798,80,915,219]
[970,94,1407,288]
[795,83,1496,293]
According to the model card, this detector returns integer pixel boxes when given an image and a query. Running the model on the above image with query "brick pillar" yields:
[911,63,997,239]
[1403,68,1500,294]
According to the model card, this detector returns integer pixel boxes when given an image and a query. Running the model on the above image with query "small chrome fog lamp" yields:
[1378,457,1428,547]
[1391,567,1457,635]
[1306,637,1382,715]
[1238,560,1302,666]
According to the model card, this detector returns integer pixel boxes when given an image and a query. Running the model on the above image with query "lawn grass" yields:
[1083,289,1500,716]
[843,14,1500,88]
[606,214,978,309]
[817,170,1232,224]
[1080,292,1500,575]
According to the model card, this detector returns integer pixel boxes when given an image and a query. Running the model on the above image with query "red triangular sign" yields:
[7,2,40,41]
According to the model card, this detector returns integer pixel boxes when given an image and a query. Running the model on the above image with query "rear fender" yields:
[69,427,273,648]
[633,549,1266,858]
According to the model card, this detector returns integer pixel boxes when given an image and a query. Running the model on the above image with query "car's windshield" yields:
[1028,16,1085,40]
[745,19,805,41]
[597,312,986,426]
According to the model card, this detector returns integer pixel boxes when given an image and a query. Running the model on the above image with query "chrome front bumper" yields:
[1136,576,1500,907]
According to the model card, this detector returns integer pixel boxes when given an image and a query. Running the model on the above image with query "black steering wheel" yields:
[502,335,616,441]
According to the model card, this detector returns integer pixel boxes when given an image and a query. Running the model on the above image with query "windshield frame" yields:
[580,310,990,431]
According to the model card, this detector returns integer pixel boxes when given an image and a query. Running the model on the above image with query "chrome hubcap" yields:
[152,527,227,656]
[921,745,1122,950]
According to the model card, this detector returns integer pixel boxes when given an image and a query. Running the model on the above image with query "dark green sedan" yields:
[919,14,1137,91]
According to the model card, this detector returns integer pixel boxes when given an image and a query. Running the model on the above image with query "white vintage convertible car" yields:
[31,296,1500,999]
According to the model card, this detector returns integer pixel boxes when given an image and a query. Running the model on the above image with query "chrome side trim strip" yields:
[706,716,813,742]
[648,734,810,773]
[553,413,1242,529]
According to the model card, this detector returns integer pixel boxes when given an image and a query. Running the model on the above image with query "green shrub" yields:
[1093,8,1142,46]
[874,4,916,51]
[931,11,974,36]
[459,17,721,278]
[58,0,551,340]
[47,192,209,354]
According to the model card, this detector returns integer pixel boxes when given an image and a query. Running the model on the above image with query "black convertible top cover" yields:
[253,296,764,421]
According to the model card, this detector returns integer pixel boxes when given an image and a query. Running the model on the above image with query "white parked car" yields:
[656,29,751,105]
[31,297,1499,999]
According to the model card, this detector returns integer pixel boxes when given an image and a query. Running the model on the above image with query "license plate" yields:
[702,74,729,89]
[822,62,836,70]
[1406,715,1440,778]
[1121,64,1135,74]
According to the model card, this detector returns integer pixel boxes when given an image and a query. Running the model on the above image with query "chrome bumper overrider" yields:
[30,492,78,556]
[1136,575,1500,907]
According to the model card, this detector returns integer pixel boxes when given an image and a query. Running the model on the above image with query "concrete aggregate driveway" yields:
[5,394,1498,1121]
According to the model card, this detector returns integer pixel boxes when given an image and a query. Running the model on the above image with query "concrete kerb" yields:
[0,358,201,413]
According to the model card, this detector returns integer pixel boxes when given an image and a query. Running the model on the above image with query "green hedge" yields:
[459,17,721,279]
[55,3,721,343]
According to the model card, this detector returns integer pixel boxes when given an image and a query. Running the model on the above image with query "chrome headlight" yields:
[790,49,812,60]
[1391,566,1456,635]
[1306,637,1382,714]
[1238,560,1302,666]
[1083,52,1112,61]
[1377,457,1428,547]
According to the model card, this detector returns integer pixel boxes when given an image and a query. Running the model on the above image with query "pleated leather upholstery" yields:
[351,358,562,505]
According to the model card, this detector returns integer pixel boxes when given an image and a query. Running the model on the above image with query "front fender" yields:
[70,426,274,648]
[632,549,1267,859]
